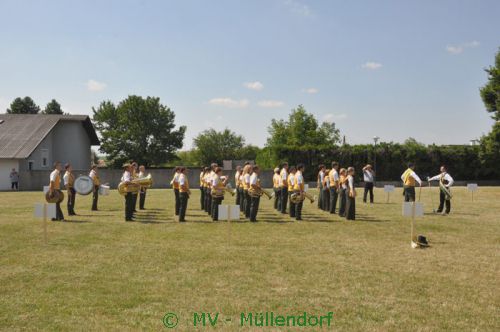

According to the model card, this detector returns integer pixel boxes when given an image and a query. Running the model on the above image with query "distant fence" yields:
[10,168,500,191]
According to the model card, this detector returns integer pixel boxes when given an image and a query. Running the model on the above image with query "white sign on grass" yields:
[402,202,424,218]
[384,185,395,192]
[304,184,309,192]
[467,183,478,192]
[218,205,240,221]
[34,203,56,219]
[43,186,50,194]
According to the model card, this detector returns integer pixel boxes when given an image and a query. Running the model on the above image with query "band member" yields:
[200,167,206,210]
[234,165,242,207]
[171,166,181,216]
[338,168,347,217]
[363,164,375,203]
[243,164,252,219]
[280,162,289,214]
[322,169,331,212]
[273,167,281,211]
[63,163,76,216]
[121,164,133,221]
[428,165,454,214]
[207,163,217,215]
[131,162,139,213]
[178,167,190,222]
[401,162,422,202]
[329,162,340,214]
[317,165,325,210]
[138,165,147,210]
[211,167,228,221]
[238,167,245,212]
[248,165,262,222]
[294,164,305,221]
[345,167,356,220]
[49,161,64,221]
[89,164,100,211]
[203,167,211,213]
[287,166,296,218]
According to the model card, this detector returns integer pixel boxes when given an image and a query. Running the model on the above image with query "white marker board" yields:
[43,186,50,194]
[384,185,395,193]
[34,203,56,219]
[218,205,240,221]
[467,183,478,192]
[402,202,424,218]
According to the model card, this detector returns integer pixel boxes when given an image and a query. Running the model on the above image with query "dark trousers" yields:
[404,186,416,202]
[211,196,223,221]
[67,187,76,215]
[329,187,338,214]
[363,182,374,203]
[55,190,64,220]
[295,200,303,220]
[346,195,356,220]
[318,186,323,209]
[132,193,138,212]
[244,191,251,218]
[338,188,346,217]
[174,189,180,215]
[238,188,244,211]
[179,192,189,221]
[11,182,18,190]
[235,187,241,207]
[323,188,330,211]
[125,193,133,221]
[274,188,281,210]
[437,191,451,213]
[92,185,99,210]
[289,192,296,218]
[280,187,288,213]
[250,195,260,221]
[206,190,212,215]
[139,189,146,209]
[200,187,205,210]
[204,188,210,213]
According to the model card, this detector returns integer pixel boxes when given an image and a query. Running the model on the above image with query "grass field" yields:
[0,187,499,331]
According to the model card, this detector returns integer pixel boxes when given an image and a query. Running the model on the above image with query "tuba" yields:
[45,190,64,203]
[118,174,153,196]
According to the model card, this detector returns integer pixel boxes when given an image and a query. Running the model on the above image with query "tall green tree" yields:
[93,95,186,167]
[43,99,63,114]
[6,97,40,114]
[479,48,500,177]
[193,128,245,165]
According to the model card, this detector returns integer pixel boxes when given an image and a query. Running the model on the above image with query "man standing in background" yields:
[10,168,19,191]
[89,164,100,211]
[363,164,375,204]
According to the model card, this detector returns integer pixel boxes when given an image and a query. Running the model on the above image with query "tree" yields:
[479,48,500,178]
[6,97,40,114]
[193,128,245,165]
[93,95,186,167]
[43,99,63,114]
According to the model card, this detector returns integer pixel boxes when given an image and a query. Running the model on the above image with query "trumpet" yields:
[290,191,316,204]
[118,174,153,196]
[250,188,274,200]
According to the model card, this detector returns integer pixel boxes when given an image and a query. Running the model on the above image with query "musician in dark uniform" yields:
[178,167,190,222]
[138,165,147,210]
[89,164,100,211]
[63,163,76,216]
[248,165,262,222]
[428,165,454,214]
[49,161,64,221]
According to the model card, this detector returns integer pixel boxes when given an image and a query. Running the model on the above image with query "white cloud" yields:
[257,100,285,108]
[208,97,249,108]
[284,0,312,17]
[446,40,480,55]
[302,88,319,94]
[243,81,264,91]
[86,79,107,92]
[0,97,8,112]
[323,113,347,123]
[362,62,382,70]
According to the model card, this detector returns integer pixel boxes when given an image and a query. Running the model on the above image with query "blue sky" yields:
[1,0,499,148]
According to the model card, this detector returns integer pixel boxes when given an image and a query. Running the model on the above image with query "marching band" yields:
[45,159,456,223]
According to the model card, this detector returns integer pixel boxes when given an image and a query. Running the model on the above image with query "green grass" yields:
[0,187,499,331]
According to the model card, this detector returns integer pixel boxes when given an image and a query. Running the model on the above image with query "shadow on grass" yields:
[61,219,91,223]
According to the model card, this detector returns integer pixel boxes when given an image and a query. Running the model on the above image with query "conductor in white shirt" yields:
[428,165,454,214]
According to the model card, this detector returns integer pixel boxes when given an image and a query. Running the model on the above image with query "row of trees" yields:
[6,97,64,114]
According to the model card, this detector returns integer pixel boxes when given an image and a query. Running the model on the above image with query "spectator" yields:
[10,168,19,190]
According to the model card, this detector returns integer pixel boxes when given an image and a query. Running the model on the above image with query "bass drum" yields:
[74,175,94,195]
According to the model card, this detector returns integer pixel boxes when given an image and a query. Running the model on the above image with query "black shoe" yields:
[139,208,145,210]
[296,218,302,221]
[125,218,133,222]
[51,218,57,221]
[179,219,186,222]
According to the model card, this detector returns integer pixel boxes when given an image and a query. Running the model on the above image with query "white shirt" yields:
[234,171,240,184]
[89,169,97,179]
[429,173,454,187]
[363,170,374,183]
[289,174,295,186]
[244,173,251,185]
[348,175,354,191]
[281,169,288,183]
[174,172,180,182]
[121,171,131,182]
[296,171,304,185]
[50,169,59,182]
[319,171,325,184]
[211,174,220,187]
[332,169,339,182]
[63,171,70,186]
[179,173,186,186]
[250,172,258,186]
[401,171,422,185]
[138,171,145,178]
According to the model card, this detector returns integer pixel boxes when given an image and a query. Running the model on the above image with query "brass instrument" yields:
[290,191,316,204]
[45,190,64,203]
[118,174,153,196]
[250,188,274,200]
